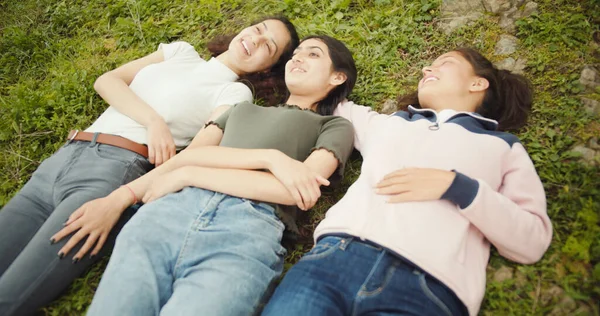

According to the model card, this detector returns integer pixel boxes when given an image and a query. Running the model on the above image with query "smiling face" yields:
[284,38,344,100]
[228,19,292,74]
[417,51,488,112]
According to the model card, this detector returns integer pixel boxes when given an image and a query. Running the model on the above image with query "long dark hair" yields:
[206,15,299,107]
[397,47,533,131]
[300,35,357,116]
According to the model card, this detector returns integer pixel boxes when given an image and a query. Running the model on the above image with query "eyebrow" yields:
[293,46,325,54]
[263,22,279,55]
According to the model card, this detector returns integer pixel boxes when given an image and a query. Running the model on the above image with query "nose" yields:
[291,54,304,63]
[253,35,267,46]
[422,65,432,76]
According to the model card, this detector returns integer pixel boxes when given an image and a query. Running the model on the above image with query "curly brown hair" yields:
[206,15,299,107]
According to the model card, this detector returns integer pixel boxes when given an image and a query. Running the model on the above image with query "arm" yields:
[144,148,340,207]
[143,117,353,208]
[95,49,179,165]
[333,100,384,152]
[443,143,552,263]
[94,50,165,128]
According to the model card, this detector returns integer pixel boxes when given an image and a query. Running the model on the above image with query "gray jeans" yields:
[0,140,152,316]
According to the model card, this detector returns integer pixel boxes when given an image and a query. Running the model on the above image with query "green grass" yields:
[0,0,599,315]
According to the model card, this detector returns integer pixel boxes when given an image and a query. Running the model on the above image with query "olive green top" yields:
[210,101,354,233]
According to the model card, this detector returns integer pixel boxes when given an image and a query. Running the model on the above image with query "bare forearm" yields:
[181,166,297,206]
[94,74,162,127]
[177,146,277,170]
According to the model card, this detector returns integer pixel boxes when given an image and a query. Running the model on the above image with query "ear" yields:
[469,77,489,92]
[329,71,347,86]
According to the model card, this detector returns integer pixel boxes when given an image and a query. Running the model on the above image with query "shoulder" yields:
[321,116,354,133]
[222,81,252,95]
[158,41,201,61]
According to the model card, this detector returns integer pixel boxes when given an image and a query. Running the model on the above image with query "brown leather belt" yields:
[67,130,148,158]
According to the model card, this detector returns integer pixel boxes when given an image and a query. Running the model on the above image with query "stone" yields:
[495,57,516,70]
[499,15,517,32]
[548,296,577,316]
[580,66,600,91]
[522,1,539,17]
[493,265,514,282]
[503,6,520,19]
[572,305,592,316]
[439,0,485,34]
[572,145,598,165]
[482,0,511,14]
[494,34,519,55]
[588,138,600,150]
[381,99,398,114]
[581,98,600,116]
[540,285,564,305]
[513,58,528,74]
[514,270,528,287]
[495,57,527,74]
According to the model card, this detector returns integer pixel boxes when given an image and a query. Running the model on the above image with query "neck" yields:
[285,95,319,111]
[421,97,478,113]
[216,51,245,76]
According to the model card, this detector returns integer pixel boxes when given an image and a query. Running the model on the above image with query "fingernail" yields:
[58,252,64,259]
[50,238,55,245]
[72,258,79,264]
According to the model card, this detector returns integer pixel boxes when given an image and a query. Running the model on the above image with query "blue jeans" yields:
[87,187,287,316]
[0,140,151,316]
[262,236,468,316]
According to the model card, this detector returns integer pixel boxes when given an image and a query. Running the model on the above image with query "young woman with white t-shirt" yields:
[0,16,298,316]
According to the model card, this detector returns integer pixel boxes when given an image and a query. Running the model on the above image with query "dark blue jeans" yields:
[262,235,468,316]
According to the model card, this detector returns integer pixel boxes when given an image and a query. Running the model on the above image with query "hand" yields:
[375,168,456,203]
[267,151,330,211]
[50,189,132,261]
[142,168,187,203]
[147,118,176,166]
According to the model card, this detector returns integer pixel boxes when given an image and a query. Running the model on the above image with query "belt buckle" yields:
[67,130,79,143]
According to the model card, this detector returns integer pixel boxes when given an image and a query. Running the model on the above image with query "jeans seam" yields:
[4,254,62,315]
[417,273,453,316]
[299,240,342,262]
[55,143,83,181]
[117,155,140,185]
[356,261,396,297]
[172,191,221,275]
[351,250,386,316]
[243,201,284,231]
[172,211,201,275]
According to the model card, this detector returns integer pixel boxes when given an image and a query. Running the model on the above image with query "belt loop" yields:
[339,237,352,251]
[66,130,79,144]
[89,132,100,147]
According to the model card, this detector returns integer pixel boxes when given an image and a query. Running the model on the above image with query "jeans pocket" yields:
[416,271,454,316]
[243,200,285,231]
[93,144,141,164]
[300,237,343,261]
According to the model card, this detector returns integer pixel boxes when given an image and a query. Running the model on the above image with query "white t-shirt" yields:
[86,41,252,149]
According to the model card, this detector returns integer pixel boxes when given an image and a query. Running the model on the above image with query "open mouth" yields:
[290,67,306,73]
[241,40,251,56]
[423,76,438,84]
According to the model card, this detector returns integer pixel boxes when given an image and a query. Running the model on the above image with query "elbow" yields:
[93,73,110,93]
[500,229,553,265]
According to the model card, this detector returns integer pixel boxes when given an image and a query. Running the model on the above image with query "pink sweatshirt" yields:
[323,101,553,315]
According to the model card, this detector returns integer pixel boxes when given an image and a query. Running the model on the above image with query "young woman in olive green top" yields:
[84,35,357,315]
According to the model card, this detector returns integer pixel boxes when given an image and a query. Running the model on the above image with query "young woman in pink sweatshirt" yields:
[263,48,553,316]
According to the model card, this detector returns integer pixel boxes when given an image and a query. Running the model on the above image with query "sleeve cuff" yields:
[441,171,479,209]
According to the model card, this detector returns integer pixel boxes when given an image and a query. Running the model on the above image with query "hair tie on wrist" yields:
[122,185,138,205]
